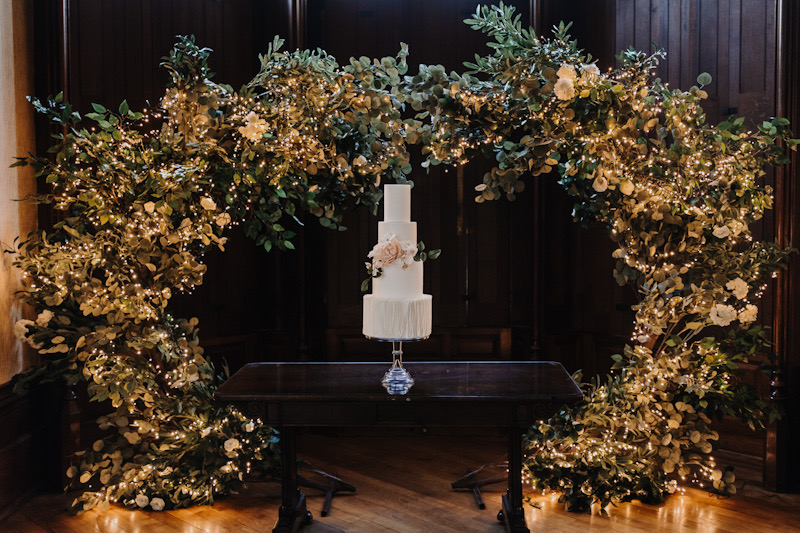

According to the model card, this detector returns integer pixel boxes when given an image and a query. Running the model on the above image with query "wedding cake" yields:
[362,184,432,340]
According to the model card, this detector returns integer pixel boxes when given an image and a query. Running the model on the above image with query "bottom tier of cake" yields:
[362,294,432,340]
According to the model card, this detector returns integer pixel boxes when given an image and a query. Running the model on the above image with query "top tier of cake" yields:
[383,184,411,222]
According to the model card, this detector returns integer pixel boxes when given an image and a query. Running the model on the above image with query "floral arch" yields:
[11,4,797,513]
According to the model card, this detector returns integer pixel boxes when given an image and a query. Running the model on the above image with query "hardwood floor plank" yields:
[2,434,799,533]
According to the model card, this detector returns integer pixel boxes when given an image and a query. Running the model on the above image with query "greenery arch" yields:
[11,3,797,514]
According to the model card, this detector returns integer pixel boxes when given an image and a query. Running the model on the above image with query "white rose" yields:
[35,309,53,327]
[150,497,165,511]
[619,180,635,196]
[245,422,255,432]
[712,225,731,239]
[201,427,211,437]
[709,304,737,327]
[135,494,150,508]
[738,304,758,323]
[13,319,34,340]
[554,77,576,101]
[592,175,608,192]
[580,63,601,83]
[557,63,578,82]
[725,277,749,300]
[200,197,217,211]
[144,201,156,214]
[223,438,240,452]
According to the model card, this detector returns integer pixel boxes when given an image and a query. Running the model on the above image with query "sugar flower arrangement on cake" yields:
[362,235,440,290]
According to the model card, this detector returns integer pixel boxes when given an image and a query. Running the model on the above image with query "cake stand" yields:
[364,336,427,395]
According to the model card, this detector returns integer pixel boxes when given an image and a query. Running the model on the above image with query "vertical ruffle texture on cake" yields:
[362,294,432,340]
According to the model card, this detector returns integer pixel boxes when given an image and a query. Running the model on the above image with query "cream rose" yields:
[135,494,150,508]
[13,319,34,340]
[725,277,749,300]
[580,63,601,83]
[150,497,165,511]
[223,438,240,452]
[369,236,404,269]
[554,77,575,101]
[738,304,758,323]
[557,63,578,82]
[709,304,737,326]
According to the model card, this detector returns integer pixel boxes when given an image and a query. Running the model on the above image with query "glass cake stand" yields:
[364,336,428,395]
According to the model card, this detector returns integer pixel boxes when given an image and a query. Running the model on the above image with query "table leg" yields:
[498,425,530,533]
[273,426,311,533]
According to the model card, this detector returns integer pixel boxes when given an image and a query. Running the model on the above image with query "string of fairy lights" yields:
[11,6,797,514]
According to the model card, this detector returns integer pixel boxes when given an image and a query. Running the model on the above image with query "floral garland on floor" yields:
[403,4,798,510]
[10,3,799,515]
[11,36,411,512]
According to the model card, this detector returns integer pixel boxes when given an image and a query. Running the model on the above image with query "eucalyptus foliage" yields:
[12,35,412,512]
[11,3,799,516]
[403,3,798,510]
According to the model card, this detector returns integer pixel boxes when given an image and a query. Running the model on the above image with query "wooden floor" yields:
[2,431,799,533]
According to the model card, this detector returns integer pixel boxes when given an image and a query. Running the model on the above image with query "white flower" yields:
[739,304,758,323]
[580,63,601,83]
[215,212,232,227]
[712,225,731,239]
[13,319,34,340]
[135,494,150,508]
[200,197,217,211]
[238,111,268,142]
[144,201,156,214]
[201,427,211,438]
[245,422,255,432]
[709,304,737,326]
[619,180,635,196]
[592,175,608,192]
[556,63,578,82]
[554,77,575,101]
[223,438,240,452]
[368,234,416,270]
[150,497,165,511]
[725,277,749,300]
[35,310,53,327]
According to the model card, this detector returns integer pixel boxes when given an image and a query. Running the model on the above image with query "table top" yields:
[214,361,583,403]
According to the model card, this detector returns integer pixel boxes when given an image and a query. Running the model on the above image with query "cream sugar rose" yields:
[362,184,432,340]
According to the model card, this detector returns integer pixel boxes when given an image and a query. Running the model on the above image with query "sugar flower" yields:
[368,234,417,270]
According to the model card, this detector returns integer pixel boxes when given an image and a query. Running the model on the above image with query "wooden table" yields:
[214,361,582,533]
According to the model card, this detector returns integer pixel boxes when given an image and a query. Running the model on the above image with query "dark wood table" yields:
[214,361,582,533]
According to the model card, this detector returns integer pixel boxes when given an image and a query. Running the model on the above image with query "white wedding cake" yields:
[362,184,432,340]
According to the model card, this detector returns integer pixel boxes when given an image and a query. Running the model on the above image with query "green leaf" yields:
[696,72,712,86]
[119,100,129,115]
[91,103,106,114]
[360,278,370,292]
